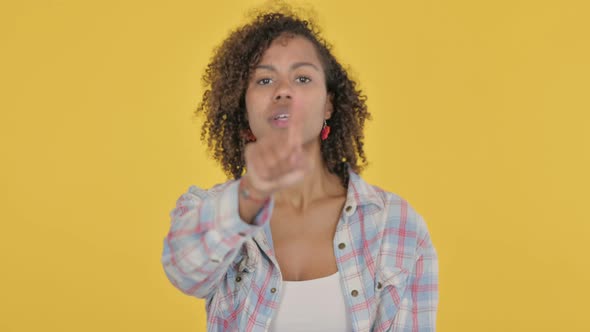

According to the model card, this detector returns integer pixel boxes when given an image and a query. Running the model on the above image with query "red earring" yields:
[321,120,331,140]
[242,128,257,143]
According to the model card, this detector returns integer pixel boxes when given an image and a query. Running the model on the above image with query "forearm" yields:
[161,180,273,299]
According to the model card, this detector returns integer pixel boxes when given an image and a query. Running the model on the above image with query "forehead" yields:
[258,34,321,65]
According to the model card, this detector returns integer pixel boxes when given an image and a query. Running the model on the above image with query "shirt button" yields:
[338,243,346,250]
[238,232,246,237]
[345,205,353,213]
[377,282,382,289]
[270,287,277,293]
[235,276,242,282]
[351,289,359,297]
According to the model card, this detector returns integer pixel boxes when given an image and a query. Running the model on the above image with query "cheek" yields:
[245,88,264,112]
[244,90,267,133]
[303,110,326,137]
[244,90,258,119]
[244,88,254,111]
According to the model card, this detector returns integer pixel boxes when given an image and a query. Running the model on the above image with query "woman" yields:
[161,6,438,332]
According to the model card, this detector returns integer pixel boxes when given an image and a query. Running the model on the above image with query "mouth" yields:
[270,113,290,128]
[273,113,290,120]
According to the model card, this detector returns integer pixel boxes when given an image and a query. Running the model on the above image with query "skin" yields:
[240,34,347,281]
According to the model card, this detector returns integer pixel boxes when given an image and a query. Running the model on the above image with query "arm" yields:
[160,179,273,299]
[392,214,439,331]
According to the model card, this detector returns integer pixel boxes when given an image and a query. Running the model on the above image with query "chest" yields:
[215,201,409,331]
[269,198,345,281]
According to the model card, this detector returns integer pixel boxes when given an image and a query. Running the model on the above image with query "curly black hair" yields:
[195,3,371,187]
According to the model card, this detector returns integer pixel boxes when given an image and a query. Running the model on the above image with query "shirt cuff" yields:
[213,179,275,239]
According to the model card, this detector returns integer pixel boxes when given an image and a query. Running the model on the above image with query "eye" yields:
[256,78,272,85]
[296,76,311,83]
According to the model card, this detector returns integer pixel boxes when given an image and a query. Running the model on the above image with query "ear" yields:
[324,93,334,120]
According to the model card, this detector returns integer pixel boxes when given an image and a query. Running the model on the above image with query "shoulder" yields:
[169,179,239,221]
[375,183,429,237]
[350,172,431,249]
[172,179,238,210]
[186,180,236,199]
[373,184,423,219]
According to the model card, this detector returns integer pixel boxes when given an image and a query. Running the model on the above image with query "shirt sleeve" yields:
[391,213,439,332]
[160,179,274,299]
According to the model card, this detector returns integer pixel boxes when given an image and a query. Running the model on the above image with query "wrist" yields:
[239,176,270,204]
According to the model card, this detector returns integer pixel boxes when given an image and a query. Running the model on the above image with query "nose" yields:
[273,80,293,101]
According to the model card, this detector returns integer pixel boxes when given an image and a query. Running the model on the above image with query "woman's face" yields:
[245,34,332,144]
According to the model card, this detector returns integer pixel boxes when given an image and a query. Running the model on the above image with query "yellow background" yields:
[1,0,589,331]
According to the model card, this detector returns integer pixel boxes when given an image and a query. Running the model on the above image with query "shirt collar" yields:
[345,165,385,212]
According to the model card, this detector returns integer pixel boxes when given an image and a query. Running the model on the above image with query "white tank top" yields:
[268,271,353,332]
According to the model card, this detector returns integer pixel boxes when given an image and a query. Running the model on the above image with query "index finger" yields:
[287,98,304,148]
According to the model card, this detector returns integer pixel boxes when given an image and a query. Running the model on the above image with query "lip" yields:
[268,108,291,128]
[269,108,291,120]
[269,114,290,128]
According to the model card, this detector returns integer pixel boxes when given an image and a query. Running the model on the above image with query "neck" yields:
[273,140,345,212]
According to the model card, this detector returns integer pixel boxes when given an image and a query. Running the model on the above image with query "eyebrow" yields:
[254,62,320,72]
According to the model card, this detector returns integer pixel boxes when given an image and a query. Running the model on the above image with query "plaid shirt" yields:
[161,168,438,331]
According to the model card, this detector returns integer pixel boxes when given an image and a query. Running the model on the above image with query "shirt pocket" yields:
[373,267,410,329]
[213,243,258,320]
